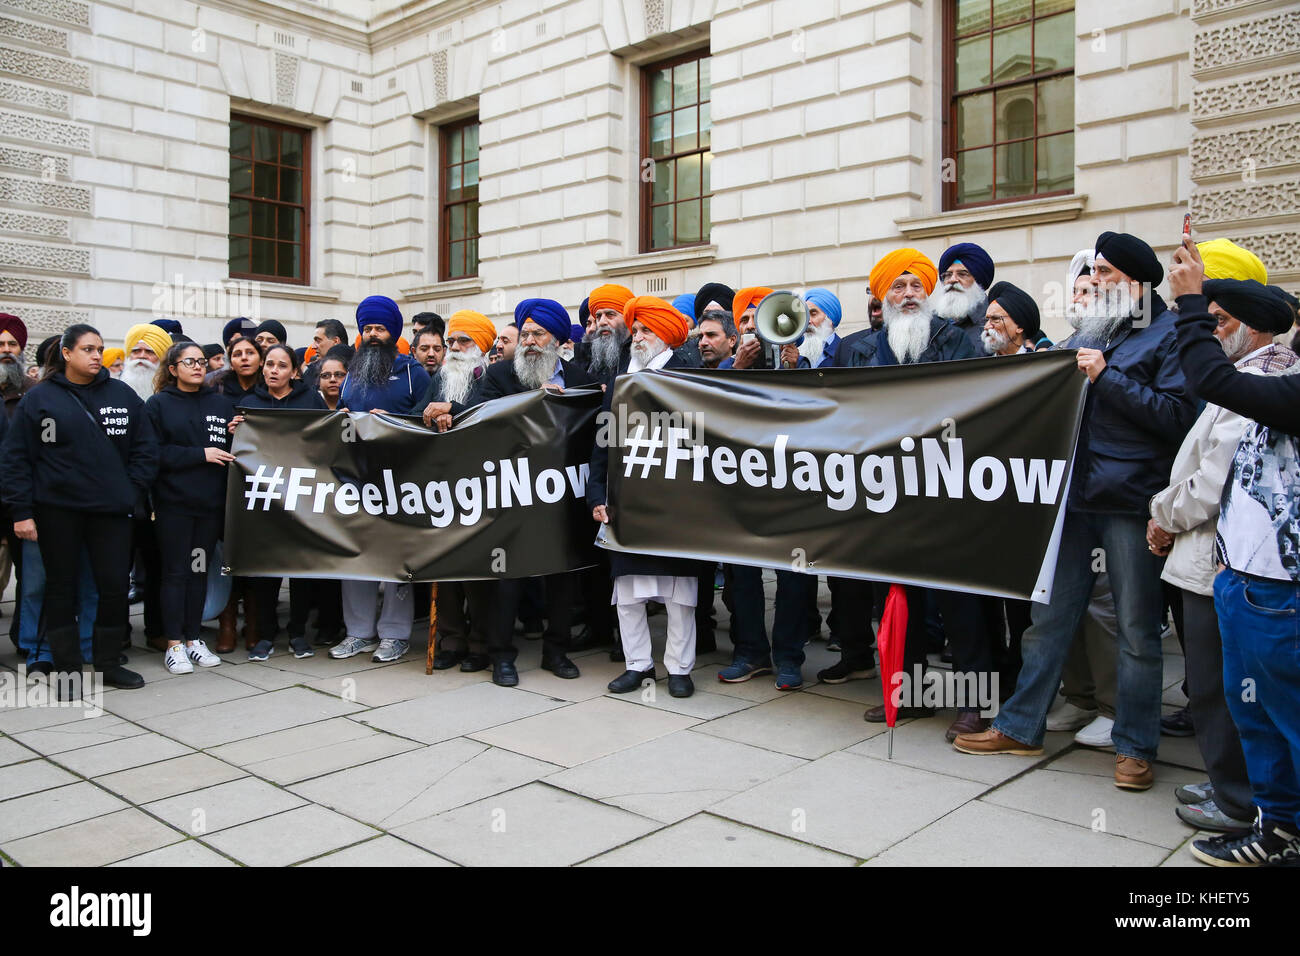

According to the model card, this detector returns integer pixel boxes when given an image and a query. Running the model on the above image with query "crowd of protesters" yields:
[0,228,1297,868]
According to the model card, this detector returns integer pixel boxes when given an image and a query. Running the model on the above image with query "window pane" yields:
[230,160,252,196]
[448,240,464,278]
[702,151,711,195]
[448,164,462,201]
[996,140,1035,197]
[277,242,298,278]
[253,125,278,162]
[280,206,301,242]
[699,57,710,98]
[678,200,700,244]
[649,113,672,158]
[463,123,479,161]
[955,35,988,91]
[450,203,465,241]
[1036,0,1074,16]
[466,237,479,276]
[702,195,710,239]
[281,131,302,168]
[673,106,698,152]
[991,22,1031,83]
[699,101,711,148]
[996,83,1036,140]
[993,0,1029,28]
[1034,12,1074,72]
[446,129,461,165]
[279,167,301,203]
[651,205,673,249]
[1037,131,1073,192]
[253,164,277,199]
[956,0,991,34]
[1037,74,1073,134]
[958,147,993,205]
[673,61,699,108]
[251,203,276,238]
[649,68,672,114]
[229,235,249,271]
[651,158,673,203]
[464,160,478,193]
[229,198,249,235]
[230,121,251,157]
[956,92,994,147]
[677,153,701,199]
[251,238,276,275]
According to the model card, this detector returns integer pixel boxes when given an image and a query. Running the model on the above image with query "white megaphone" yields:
[754,290,809,368]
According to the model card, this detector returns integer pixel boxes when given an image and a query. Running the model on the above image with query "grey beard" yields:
[882,301,934,364]
[629,334,667,369]
[514,341,561,388]
[120,360,155,400]
[441,347,483,404]
[585,325,627,376]
[798,321,833,364]
[930,283,987,323]
[1073,283,1137,348]
[351,341,397,388]
[981,327,1010,355]
[1220,323,1255,362]
[0,357,24,392]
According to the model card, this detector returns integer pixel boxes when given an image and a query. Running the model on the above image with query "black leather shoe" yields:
[431,649,466,670]
[492,661,519,687]
[541,654,580,679]
[607,668,655,693]
[460,653,490,673]
[101,665,145,690]
[668,674,694,698]
[568,627,612,652]
[864,703,935,723]
[128,586,143,605]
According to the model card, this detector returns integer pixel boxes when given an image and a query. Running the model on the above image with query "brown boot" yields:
[216,603,237,654]
[242,590,259,651]
[945,711,990,743]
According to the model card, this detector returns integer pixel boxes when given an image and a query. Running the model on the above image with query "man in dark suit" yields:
[466,298,597,686]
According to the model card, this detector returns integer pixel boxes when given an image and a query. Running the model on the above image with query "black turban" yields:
[695,282,736,321]
[1095,232,1163,285]
[255,319,287,344]
[986,281,1040,342]
[1204,279,1295,335]
[578,297,590,327]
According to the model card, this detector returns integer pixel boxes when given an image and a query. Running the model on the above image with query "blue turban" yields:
[356,295,403,341]
[672,293,697,325]
[152,318,183,335]
[514,298,571,343]
[569,323,584,342]
[222,316,257,346]
[803,287,842,328]
[939,242,995,289]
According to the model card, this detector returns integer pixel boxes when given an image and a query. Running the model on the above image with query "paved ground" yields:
[0,574,1212,866]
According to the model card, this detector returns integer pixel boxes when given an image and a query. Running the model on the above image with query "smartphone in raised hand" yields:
[1182,213,1191,239]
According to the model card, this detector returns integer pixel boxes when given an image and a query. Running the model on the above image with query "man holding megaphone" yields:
[720,287,808,371]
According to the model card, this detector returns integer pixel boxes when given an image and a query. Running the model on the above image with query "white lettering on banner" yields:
[619,428,1066,513]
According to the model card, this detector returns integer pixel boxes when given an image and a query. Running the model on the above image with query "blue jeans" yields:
[730,565,814,669]
[991,511,1165,760]
[19,540,96,666]
[1215,568,1300,831]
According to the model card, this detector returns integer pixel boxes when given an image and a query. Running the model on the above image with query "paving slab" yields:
[803,675,885,706]
[0,696,111,734]
[0,736,35,766]
[111,840,239,867]
[354,681,565,745]
[99,670,260,721]
[514,656,629,702]
[144,776,308,835]
[215,662,312,691]
[305,664,488,706]
[392,782,660,866]
[691,691,883,759]
[691,664,787,702]
[546,730,806,824]
[50,733,193,778]
[0,781,130,842]
[3,807,181,867]
[605,684,757,720]
[207,717,421,784]
[469,696,700,768]
[299,835,456,867]
[137,686,365,749]
[582,813,857,867]
[204,804,379,867]
[11,714,146,754]
[848,719,1074,786]
[94,753,246,804]
[1161,832,1215,867]
[0,758,80,800]
[1154,733,1208,772]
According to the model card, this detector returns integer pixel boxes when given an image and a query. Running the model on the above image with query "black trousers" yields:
[696,563,719,643]
[936,590,1001,715]
[1000,598,1033,698]
[829,576,874,667]
[288,578,342,639]
[249,576,282,641]
[34,506,131,672]
[840,582,929,675]
[491,573,572,663]
[580,558,614,642]
[129,514,163,641]
[155,511,222,643]
[435,579,493,654]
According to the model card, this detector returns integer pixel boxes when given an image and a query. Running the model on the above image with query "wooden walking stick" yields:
[424,582,439,675]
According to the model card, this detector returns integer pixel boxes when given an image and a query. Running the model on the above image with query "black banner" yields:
[596,351,1088,602]
[223,388,602,581]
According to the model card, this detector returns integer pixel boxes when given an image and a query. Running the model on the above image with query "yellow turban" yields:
[1198,238,1267,284]
[447,310,496,354]
[124,324,172,361]
[588,284,634,316]
[624,296,690,349]
[869,248,938,301]
[733,287,774,317]
[101,347,124,368]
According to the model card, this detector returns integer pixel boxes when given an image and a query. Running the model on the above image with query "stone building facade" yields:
[0,0,1295,354]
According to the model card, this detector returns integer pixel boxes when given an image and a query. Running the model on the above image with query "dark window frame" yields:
[942,2,1075,211]
[640,46,712,253]
[438,116,480,281]
[229,112,311,286]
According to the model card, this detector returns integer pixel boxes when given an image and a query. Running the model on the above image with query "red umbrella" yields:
[875,583,909,759]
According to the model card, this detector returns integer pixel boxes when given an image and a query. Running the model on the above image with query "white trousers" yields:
[617,599,697,676]
[341,580,413,642]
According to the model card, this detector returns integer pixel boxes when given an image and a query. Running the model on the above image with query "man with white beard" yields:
[120,324,173,401]
[588,296,701,697]
[468,298,597,687]
[932,243,995,350]
[980,282,1041,355]
[580,284,634,381]
[421,310,495,429]
[0,314,34,417]
[956,231,1198,796]
[796,287,843,367]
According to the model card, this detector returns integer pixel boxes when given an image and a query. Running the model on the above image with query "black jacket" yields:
[208,367,259,405]
[466,357,598,407]
[0,370,158,521]
[145,385,237,516]
[843,316,980,366]
[418,366,478,417]
[238,379,329,411]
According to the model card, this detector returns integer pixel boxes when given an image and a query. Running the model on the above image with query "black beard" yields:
[350,341,397,388]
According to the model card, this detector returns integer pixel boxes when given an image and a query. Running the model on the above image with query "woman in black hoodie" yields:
[232,344,327,660]
[145,342,237,675]
[0,324,158,690]
[207,334,262,403]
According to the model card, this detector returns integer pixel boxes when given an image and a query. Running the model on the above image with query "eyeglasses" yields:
[940,269,973,283]
[175,357,208,369]
[518,329,551,343]
[319,371,346,380]
[447,335,475,346]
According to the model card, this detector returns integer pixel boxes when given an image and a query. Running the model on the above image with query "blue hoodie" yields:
[340,351,430,415]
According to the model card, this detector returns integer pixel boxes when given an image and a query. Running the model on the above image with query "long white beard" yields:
[1220,323,1255,362]
[121,358,156,399]
[930,282,987,322]
[629,333,667,369]
[585,324,628,377]
[441,346,484,404]
[797,320,833,364]
[882,301,934,364]
[514,341,561,389]
[0,356,24,391]
[1075,284,1135,347]
[981,327,1010,355]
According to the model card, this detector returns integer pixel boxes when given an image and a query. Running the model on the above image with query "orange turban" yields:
[624,296,690,349]
[869,248,938,301]
[588,284,634,316]
[102,347,125,368]
[447,310,496,353]
[733,287,774,317]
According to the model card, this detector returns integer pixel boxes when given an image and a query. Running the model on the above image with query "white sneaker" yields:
[1074,714,1114,748]
[1046,700,1098,732]
[186,640,221,667]
[164,644,194,675]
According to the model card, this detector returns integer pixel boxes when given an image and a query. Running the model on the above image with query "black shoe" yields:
[668,674,694,698]
[607,668,655,693]
[1191,815,1300,867]
[492,661,519,687]
[568,627,612,652]
[101,665,145,690]
[460,653,490,673]
[864,703,935,723]
[541,654,580,679]
[128,587,143,604]
[431,649,466,670]
[939,644,953,664]
[26,661,52,677]
[313,627,342,648]
[817,659,878,684]
[1161,706,1195,737]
